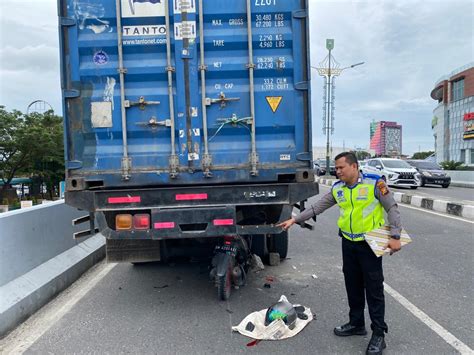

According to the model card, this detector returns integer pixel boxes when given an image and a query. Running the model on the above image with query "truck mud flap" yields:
[106,239,161,263]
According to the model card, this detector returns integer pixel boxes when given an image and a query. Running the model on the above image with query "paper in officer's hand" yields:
[365,226,412,257]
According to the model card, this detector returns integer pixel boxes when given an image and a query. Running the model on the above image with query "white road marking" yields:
[0,261,117,354]
[384,283,473,354]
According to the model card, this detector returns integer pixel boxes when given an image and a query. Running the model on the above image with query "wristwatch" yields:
[390,235,400,240]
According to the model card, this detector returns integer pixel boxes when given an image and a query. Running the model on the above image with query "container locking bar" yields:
[165,0,179,178]
[198,0,212,177]
[246,0,259,176]
[115,0,131,181]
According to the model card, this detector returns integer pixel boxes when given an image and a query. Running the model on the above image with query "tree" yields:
[354,150,371,160]
[439,161,464,170]
[411,151,434,160]
[0,106,64,199]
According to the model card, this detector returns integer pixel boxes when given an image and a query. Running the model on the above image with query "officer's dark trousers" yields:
[341,237,388,335]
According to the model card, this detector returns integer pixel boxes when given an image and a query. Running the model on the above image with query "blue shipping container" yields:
[59,0,312,189]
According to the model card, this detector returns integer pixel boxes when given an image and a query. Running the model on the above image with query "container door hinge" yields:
[121,157,131,181]
[296,152,312,161]
[292,9,308,19]
[64,89,80,98]
[295,81,309,91]
[66,160,83,170]
[60,17,76,27]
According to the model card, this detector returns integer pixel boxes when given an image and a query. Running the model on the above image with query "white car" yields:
[362,158,421,189]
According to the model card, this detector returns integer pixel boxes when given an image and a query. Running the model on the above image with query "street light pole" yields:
[325,47,332,177]
[312,39,364,176]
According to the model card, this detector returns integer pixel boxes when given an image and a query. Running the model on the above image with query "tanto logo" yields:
[122,0,165,17]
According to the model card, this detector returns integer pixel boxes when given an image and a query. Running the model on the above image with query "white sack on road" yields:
[232,295,313,340]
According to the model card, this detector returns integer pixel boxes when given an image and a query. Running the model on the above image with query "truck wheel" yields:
[270,231,289,259]
[217,264,232,301]
[250,234,268,260]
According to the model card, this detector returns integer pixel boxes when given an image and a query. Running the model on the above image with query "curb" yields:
[317,178,474,219]
[0,234,105,338]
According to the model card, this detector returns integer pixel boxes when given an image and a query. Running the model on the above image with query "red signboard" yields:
[464,112,474,121]
[464,112,474,140]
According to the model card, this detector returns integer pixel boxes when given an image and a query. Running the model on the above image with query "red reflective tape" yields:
[154,222,175,229]
[213,219,234,226]
[108,196,141,204]
[175,193,208,201]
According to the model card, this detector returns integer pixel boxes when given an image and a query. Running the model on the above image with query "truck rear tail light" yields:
[213,219,234,226]
[133,214,150,230]
[154,222,175,229]
[108,196,141,204]
[116,214,132,230]
[175,193,208,201]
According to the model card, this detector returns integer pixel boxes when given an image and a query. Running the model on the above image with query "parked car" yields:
[358,160,368,173]
[406,160,450,188]
[362,158,421,189]
[313,159,336,176]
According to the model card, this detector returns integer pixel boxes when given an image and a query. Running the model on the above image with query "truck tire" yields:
[250,234,268,260]
[270,231,289,259]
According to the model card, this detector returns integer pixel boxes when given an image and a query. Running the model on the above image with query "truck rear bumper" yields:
[66,182,318,240]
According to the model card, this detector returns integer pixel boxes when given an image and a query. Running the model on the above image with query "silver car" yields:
[362,158,421,189]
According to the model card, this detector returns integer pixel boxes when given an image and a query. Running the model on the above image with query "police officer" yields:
[277,152,402,355]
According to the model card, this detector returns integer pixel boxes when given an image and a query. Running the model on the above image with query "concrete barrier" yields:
[445,170,474,188]
[0,201,105,337]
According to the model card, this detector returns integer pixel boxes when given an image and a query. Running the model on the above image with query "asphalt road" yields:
[2,187,473,354]
[390,185,474,204]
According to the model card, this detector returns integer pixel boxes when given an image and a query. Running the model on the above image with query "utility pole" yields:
[312,39,364,176]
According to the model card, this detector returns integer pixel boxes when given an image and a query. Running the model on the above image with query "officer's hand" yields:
[384,238,402,255]
[277,218,296,231]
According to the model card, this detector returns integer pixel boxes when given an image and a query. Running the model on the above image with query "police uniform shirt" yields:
[294,174,402,238]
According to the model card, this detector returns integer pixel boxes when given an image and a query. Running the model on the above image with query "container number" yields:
[255,0,276,5]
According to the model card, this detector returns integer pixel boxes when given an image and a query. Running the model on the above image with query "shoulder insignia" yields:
[376,179,389,196]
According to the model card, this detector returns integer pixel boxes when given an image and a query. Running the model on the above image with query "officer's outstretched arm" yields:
[277,191,337,230]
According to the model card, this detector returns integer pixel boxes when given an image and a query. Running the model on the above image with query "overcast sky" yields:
[0,0,473,155]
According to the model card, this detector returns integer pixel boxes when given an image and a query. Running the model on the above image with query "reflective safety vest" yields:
[331,175,385,241]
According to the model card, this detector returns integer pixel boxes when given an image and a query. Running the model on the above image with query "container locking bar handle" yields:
[198,0,212,177]
[115,0,131,180]
[246,0,259,176]
[165,0,179,178]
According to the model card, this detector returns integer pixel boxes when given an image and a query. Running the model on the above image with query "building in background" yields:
[431,63,474,165]
[369,121,402,157]
[370,120,377,140]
